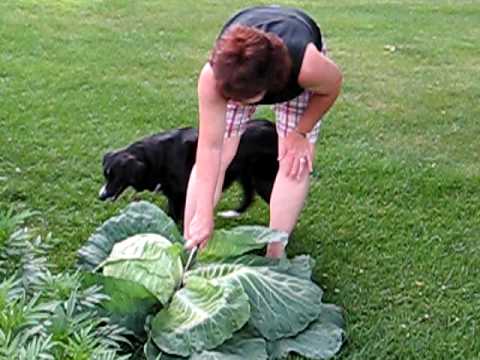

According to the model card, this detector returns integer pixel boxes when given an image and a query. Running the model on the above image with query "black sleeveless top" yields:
[219,5,323,105]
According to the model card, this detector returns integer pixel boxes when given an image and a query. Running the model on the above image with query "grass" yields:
[1,0,479,359]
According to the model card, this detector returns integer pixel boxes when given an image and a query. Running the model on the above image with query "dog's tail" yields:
[235,176,255,214]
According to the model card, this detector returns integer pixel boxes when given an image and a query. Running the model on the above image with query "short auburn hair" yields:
[210,25,292,101]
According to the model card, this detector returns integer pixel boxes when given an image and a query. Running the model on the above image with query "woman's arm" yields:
[184,63,227,249]
[296,43,343,134]
[278,43,342,179]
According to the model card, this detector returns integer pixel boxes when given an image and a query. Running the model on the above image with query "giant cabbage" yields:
[77,201,346,359]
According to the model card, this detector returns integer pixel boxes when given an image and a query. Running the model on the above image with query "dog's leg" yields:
[218,175,255,218]
[254,179,273,204]
[167,196,186,226]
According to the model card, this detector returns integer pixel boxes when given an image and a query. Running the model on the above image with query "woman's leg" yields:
[184,137,241,233]
[267,140,315,257]
[214,102,256,205]
[213,137,241,205]
[267,91,322,258]
[184,102,255,235]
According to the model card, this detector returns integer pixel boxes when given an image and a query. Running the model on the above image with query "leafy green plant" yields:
[0,209,132,360]
[78,201,346,359]
[0,208,36,254]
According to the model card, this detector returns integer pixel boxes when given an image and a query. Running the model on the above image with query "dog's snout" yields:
[98,185,109,201]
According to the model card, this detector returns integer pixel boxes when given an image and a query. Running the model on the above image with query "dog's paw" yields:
[217,210,241,219]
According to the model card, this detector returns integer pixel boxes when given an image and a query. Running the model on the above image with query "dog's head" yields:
[99,150,147,201]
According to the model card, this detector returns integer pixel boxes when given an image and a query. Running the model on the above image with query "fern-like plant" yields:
[0,208,132,360]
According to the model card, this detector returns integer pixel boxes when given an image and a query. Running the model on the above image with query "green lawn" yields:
[1,0,479,359]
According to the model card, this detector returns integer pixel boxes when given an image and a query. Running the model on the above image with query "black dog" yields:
[99,119,278,224]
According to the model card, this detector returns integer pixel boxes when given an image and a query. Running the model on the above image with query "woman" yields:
[184,5,342,257]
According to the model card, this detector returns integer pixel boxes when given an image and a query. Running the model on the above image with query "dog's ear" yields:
[125,157,147,183]
[102,151,115,167]
[134,161,147,184]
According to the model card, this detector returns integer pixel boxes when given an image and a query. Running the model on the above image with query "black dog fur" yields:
[99,119,279,224]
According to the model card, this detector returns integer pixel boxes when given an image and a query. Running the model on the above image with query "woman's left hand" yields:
[278,131,313,181]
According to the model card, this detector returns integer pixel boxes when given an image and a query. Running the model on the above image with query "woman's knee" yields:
[277,160,311,182]
[276,138,316,181]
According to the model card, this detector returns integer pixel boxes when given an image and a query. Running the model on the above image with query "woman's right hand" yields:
[184,211,214,250]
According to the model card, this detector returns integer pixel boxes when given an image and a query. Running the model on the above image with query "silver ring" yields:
[299,157,307,163]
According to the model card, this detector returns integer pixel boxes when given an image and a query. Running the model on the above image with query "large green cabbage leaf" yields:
[197,226,289,263]
[82,273,160,338]
[267,304,346,360]
[150,276,250,357]
[185,262,324,340]
[77,201,183,271]
[102,234,183,305]
[191,337,267,360]
[226,254,315,280]
[145,330,268,360]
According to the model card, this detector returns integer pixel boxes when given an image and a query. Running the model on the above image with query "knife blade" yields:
[184,245,198,273]
[177,245,198,288]
[170,246,199,302]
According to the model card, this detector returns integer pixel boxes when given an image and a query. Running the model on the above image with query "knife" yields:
[184,245,198,274]
[177,245,198,289]
[168,246,198,304]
